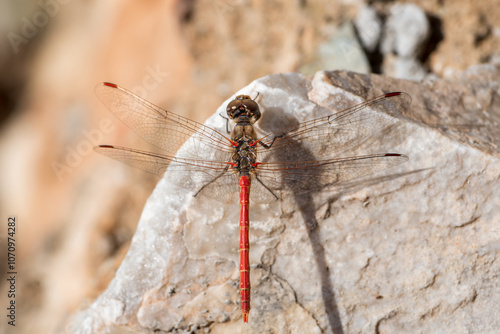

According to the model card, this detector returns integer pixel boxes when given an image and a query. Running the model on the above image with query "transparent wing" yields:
[255,92,411,163]
[95,145,242,203]
[95,88,410,203]
[252,153,408,196]
[95,82,233,161]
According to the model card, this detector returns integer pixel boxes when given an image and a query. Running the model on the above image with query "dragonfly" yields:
[94,82,411,323]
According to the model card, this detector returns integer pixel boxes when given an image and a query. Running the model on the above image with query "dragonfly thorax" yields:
[231,134,258,175]
[227,95,260,176]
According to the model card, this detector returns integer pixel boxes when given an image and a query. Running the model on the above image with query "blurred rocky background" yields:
[0,0,498,333]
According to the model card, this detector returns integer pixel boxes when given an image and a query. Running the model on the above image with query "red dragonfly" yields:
[94,82,411,322]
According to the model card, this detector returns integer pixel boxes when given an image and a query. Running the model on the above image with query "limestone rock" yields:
[70,68,500,333]
[354,5,382,53]
[300,21,371,75]
[381,3,430,58]
[381,3,430,80]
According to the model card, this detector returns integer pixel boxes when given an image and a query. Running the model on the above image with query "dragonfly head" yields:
[226,95,261,123]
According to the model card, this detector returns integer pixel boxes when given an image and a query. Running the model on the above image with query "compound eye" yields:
[243,99,261,122]
[243,99,259,113]
[226,100,241,119]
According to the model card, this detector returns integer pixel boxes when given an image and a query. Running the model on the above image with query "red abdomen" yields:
[239,175,251,322]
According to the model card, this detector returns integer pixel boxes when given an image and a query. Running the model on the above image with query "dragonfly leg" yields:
[193,164,230,197]
[255,175,279,200]
[219,113,231,134]
[257,132,288,149]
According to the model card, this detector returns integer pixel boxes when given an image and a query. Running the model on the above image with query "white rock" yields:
[383,54,428,81]
[70,68,500,333]
[381,3,430,58]
[301,22,371,75]
[354,5,382,53]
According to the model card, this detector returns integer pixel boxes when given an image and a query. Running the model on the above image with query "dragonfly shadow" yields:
[255,104,426,332]
[264,111,344,333]
[295,168,431,333]
[256,104,307,135]
[294,191,345,334]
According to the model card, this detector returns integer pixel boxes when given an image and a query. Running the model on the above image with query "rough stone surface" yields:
[70,68,500,333]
